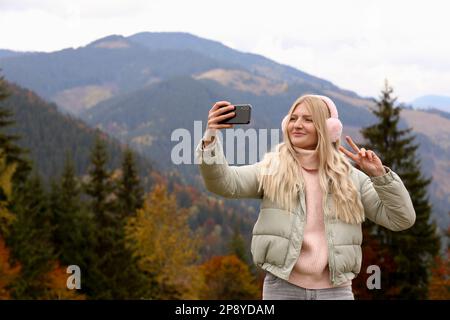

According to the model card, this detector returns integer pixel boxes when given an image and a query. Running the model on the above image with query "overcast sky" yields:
[1,0,449,103]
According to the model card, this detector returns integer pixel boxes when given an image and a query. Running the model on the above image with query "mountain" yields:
[410,95,450,113]
[129,32,336,88]
[1,32,449,230]
[0,49,26,59]
[0,32,369,116]
[0,80,156,188]
[0,34,243,115]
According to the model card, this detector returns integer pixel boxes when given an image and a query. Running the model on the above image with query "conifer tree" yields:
[228,224,249,265]
[83,134,116,298]
[110,147,148,299]
[360,80,440,299]
[8,175,55,299]
[0,75,31,186]
[115,147,144,218]
[49,152,95,295]
[84,135,148,298]
[85,133,114,227]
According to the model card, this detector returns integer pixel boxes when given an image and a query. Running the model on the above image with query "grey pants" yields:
[262,272,355,300]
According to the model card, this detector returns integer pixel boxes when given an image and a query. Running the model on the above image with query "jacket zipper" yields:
[290,189,306,273]
[323,200,336,286]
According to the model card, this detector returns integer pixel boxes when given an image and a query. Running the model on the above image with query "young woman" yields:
[195,95,415,300]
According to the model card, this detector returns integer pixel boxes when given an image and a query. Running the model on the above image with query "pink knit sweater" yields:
[287,146,334,289]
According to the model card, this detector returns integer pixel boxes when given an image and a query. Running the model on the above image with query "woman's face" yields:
[287,102,318,150]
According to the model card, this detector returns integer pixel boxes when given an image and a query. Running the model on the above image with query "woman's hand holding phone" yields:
[203,101,236,148]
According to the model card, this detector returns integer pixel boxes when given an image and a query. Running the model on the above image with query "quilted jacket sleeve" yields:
[359,166,416,231]
[195,137,263,199]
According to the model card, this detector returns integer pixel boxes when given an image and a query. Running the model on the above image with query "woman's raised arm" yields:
[195,101,263,199]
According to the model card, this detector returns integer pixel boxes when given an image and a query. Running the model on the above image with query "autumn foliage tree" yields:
[0,150,16,236]
[198,255,260,300]
[125,183,202,299]
[0,151,20,299]
[428,224,450,299]
[428,251,450,299]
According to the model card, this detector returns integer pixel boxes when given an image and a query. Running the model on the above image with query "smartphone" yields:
[218,104,252,124]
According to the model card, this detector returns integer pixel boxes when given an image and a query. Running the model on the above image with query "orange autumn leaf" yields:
[0,237,21,299]
[40,263,86,300]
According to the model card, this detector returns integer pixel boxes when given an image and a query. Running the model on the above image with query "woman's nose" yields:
[294,118,304,128]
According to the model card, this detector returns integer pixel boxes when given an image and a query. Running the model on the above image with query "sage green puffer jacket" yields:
[195,138,416,286]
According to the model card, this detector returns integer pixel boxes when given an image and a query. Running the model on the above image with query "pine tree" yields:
[83,133,116,298]
[85,133,115,227]
[115,147,144,218]
[109,146,149,298]
[0,75,31,186]
[1,75,52,298]
[360,80,440,299]
[228,223,249,264]
[49,152,95,296]
[51,154,79,260]
[83,135,149,299]
[8,175,55,299]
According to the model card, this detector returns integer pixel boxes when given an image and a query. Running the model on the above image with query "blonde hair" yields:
[257,95,364,224]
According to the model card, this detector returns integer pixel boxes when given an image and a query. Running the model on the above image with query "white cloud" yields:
[1,0,449,102]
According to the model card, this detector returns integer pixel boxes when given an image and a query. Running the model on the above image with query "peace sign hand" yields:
[338,136,386,177]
